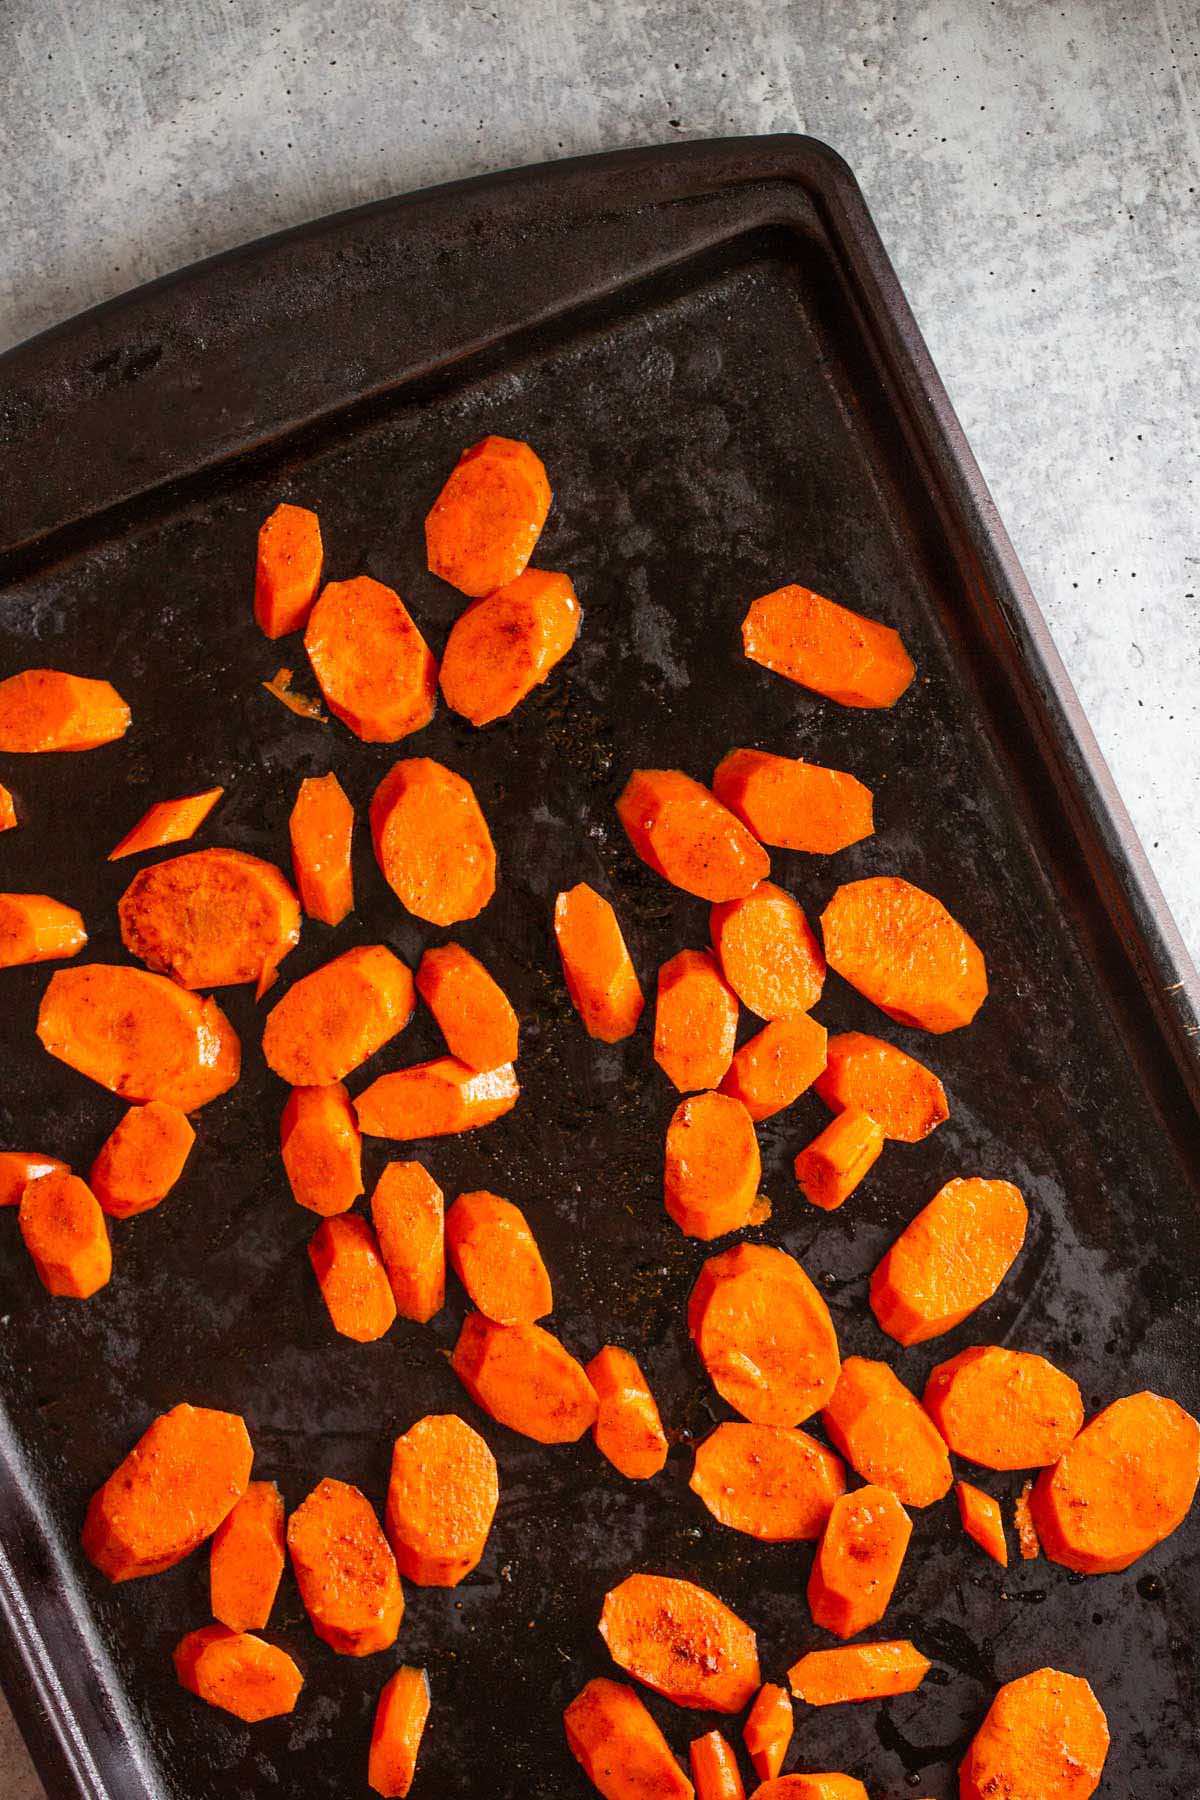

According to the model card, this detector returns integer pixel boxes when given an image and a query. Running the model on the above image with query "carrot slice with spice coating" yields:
[426,435,551,597]
[440,568,580,723]
[254,502,323,639]
[305,576,437,742]
[600,1573,760,1713]
[90,1101,195,1218]
[0,894,86,968]
[654,949,738,1091]
[38,965,241,1110]
[924,1346,1083,1470]
[690,1730,745,1800]
[870,1176,1028,1345]
[822,1357,952,1508]
[0,1152,67,1208]
[369,1665,432,1798]
[713,749,874,853]
[280,1083,363,1215]
[19,1170,111,1297]
[356,1057,518,1139]
[794,1109,883,1211]
[415,943,519,1070]
[0,670,131,753]
[711,882,824,1019]
[807,1484,912,1639]
[956,1482,1008,1567]
[108,787,224,861]
[960,1667,1109,1800]
[789,1641,930,1706]
[689,1243,841,1426]
[446,1190,552,1323]
[665,1091,761,1240]
[617,769,769,901]
[174,1625,303,1721]
[814,1031,948,1142]
[385,1413,498,1585]
[723,1015,827,1122]
[451,1312,597,1443]
[752,1780,868,1800]
[587,1346,669,1480]
[371,1161,445,1322]
[821,876,987,1033]
[263,944,414,1086]
[288,1477,403,1656]
[118,848,300,990]
[554,883,644,1042]
[742,583,914,709]
[210,1482,286,1631]
[690,1422,844,1541]
[743,1684,793,1783]
[289,773,354,925]
[371,757,496,924]
[0,784,16,830]
[564,1677,694,1800]
[308,1214,397,1342]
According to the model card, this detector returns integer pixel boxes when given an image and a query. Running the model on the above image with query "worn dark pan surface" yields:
[0,138,1197,1800]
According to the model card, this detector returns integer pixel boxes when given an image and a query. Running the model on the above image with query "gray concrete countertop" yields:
[1,2,1197,1794]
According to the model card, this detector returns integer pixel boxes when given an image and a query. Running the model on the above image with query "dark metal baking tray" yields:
[0,137,1197,1800]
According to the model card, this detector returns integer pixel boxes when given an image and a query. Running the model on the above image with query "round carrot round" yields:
[788,1641,930,1706]
[565,1678,692,1800]
[711,881,825,1019]
[90,1100,195,1218]
[425,435,551,597]
[415,943,519,1071]
[743,1684,793,1784]
[289,772,354,926]
[355,1058,519,1139]
[808,1484,913,1640]
[451,1313,597,1444]
[688,1243,841,1426]
[174,1625,303,1722]
[554,883,644,1043]
[262,944,414,1086]
[287,1477,404,1656]
[586,1346,669,1481]
[280,1082,364,1216]
[599,1573,760,1713]
[723,1014,828,1122]
[690,1422,845,1541]
[210,1481,286,1633]
[37,964,241,1110]
[118,848,301,989]
[19,1169,112,1298]
[308,1214,397,1342]
[254,501,323,640]
[371,758,496,924]
[304,576,437,742]
[385,1412,498,1585]
[960,1667,1109,1800]
[0,1152,67,1209]
[923,1346,1084,1470]
[0,893,87,968]
[870,1176,1028,1345]
[653,949,738,1092]
[617,768,770,902]
[751,1780,868,1800]
[370,1160,445,1323]
[0,669,131,753]
[814,1031,948,1141]
[446,1190,552,1323]
[664,1090,761,1240]
[822,1356,952,1508]
[439,568,580,724]
[820,876,987,1033]
[713,747,874,853]
[741,582,914,710]
[369,1664,432,1799]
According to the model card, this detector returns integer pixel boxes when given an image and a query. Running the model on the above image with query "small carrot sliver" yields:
[742,583,914,710]
[664,1091,761,1240]
[0,669,131,753]
[1015,1479,1040,1561]
[554,883,644,1043]
[617,769,769,902]
[808,1484,912,1640]
[814,1031,948,1142]
[309,1214,397,1342]
[956,1481,1008,1567]
[385,1413,498,1585]
[287,1476,403,1656]
[305,576,437,742]
[440,567,580,724]
[924,1346,1084,1470]
[713,748,874,853]
[600,1573,760,1713]
[262,944,414,1086]
[587,1346,669,1481]
[690,1729,745,1800]
[370,1161,445,1322]
[426,435,551,598]
[280,1082,364,1216]
[794,1108,883,1212]
[564,1677,694,1800]
[451,1312,597,1444]
[108,787,224,861]
[369,1665,432,1798]
[743,1683,793,1783]
[821,876,987,1034]
[118,847,300,990]
[0,894,87,968]
[371,757,496,925]
[723,1014,828,1122]
[0,783,16,830]
[416,943,519,1070]
[654,949,737,1092]
[960,1667,1109,1800]
[19,1169,111,1298]
[254,501,323,639]
[689,1242,841,1427]
[37,965,241,1110]
[263,665,325,720]
[210,1481,286,1631]
[690,1422,845,1542]
[90,1100,195,1218]
[446,1189,552,1323]
[0,1151,67,1208]
[789,1641,930,1707]
[822,1357,952,1508]
[174,1625,302,1722]
[870,1176,1028,1346]
[289,772,354,926]
[355,1057,518,1140]
[711,881,824,1019]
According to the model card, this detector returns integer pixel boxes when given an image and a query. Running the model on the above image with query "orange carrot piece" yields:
[713,749,874,853]
[108,787,224,861]
[416,943,519,1070]
[960,1668,1109,1800]
[690,1422,845,1541]
[924,1346,1084,1470]
[1031,1391,1200,1574]
[446,1189,552,1323]
[689,1243,841,1426]
[174,1625,303,1722]
[262,944,414,1086]
[289,772,354,925]
[807,1484,912,1639]
[789,1641,929,1707]
[288,1476,404,1656]
[262,665,325,720]
[425,435,551,597]
[0,669,131,753]
[0,1151,67,1208]
[743,1684,793,1783]
[710,882,824,1019]
[37,965,240,1110]
[821,876,987,1034]
[1015,1480,1040,1561]
[814,1031,948,1142]
[723,1015,827,1122]
[370,1161,445,1322]
[210,1481,286,1630]
[0,783,16,830]
[956,1481,1008,1567]
[451,1312,597,1443]
[600,1573,760,1712]
[369,1665,432,1798]
[254,501,323,639]
[355,1057,518,1139]
[794,1109,883,1211]
[654,949,738,1092]
[0,894,87,968]
[280,1082,364,1215]
[664,1091,761,1239]
[89,1101,195,1218]
[587,1346,669,1480]
[304,576,437,742]
[385,1412,498,1585]
[822,1357,952,1508]
[82,1403,252,1582]
[371,757,496,924]
[870,1176,1028,1345]
[742,583,914,709]
[19,1169,111,1298]
[118,847,300,990]
[564,1677,694,1800]
[440,568,580,724]
[690,1730,745,1800]
[751,1779,868,1800]
[308,1214,397,1342]
[554,883,644,1042]
[617,769,769,902]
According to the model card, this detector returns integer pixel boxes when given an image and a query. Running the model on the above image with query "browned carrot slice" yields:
[305,576,437,741]
[82,1403,253,1581]
[440,568,580,724]
[0,784,16,830]
[564,1678,694,1800]
[118,848,300,989]
[600,1573,760,1712]
[690,1730,745,1800]
[711,882,824,1018]
[822,1357,952,1508]
[37,965,241,1110]
[924,1346,1084,1470]
[789,1642,929,1707]
[690,1422,844,1541]
[90,1101,195,1218]
[0,1151,67,1208]
[653,949,738,1091]
[210,1481,286,1631]
[355,1057,518,1139]
[814,1031,948,1142]
[19,1169,111,1297]
[713,748,874,853]
[308,1214,397,1342]
[689,1243,841,1426]
[554,883,644,1042]
[956,1481,1008,1567]
[960,1668,1109,1800]
[617,769,769,901]
[664,1091,761,1239]
[451,1312,597,1443]
[0,669,131,753]
[416,943,519,1070]
[371,1161,445,1322]
[385,1413,498,1585]
[108,788,224,861]
[174,1625,303,1721]
[254,502,323,639]
[807,1484,912,1639]
[446,1190,552,1323]
[0,894,87,968]
[288,1476,404,1656]
[289,772,354,925]
[870,1176,1027,1345]
[587,1346,669,1480]
[794,1109,883,1211]
[742,584,914,709]
[723,1015,827,1122]
[369,1665,432,1798]
[371,757,496,924]
[262,944,414,1086]
[752,1779,868,1800]
[280,1083,363,1215]
[821,877,987,1033]
[743,1684,793,1783]
[425,436,551,597]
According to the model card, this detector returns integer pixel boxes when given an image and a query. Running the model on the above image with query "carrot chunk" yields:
[654,950,738,1091]
[90,1101,195,1218]
[564,1677,694,1800]
[587,1346,669,1480]
[0,1151,67,1208]
[305,576,437,742]
[1030,1391,1200,1574]
[956,1481,1008,1567]
[822,1357,952,1508]
[617,769,769,901]
[108,787,224,861]
[262,944,414,1086]
[385,1412,498,1585]
[288,1477,403,1656]
[789,1641,929,1706]
[118,848,300,990]
[664,1091,761,1240]
[820,876,987,1033]
[554,883,645,1042]
[416,943,519,1070]
[742,583,914,709]
[356,1057,518,1139]
[0,784,16,830]
[689,1243,841,1426]
[37,965,241,1110]
[425,435,551,597]
[289,772,354,926]
[743,1683,793,1783]
[713,749,874,853]
[451,1312,597,1443]
[751,1779,868,1800]
[924,1346,1084,1470]
[807,1484,912,1639]
[253,501,323,639]
[600,1573,760,1713]
[83,1403,252,1581]
[440,568,580,724]
[280,1082,364,1215]
[446,1189,551,1323]
[723,1015,827,1122]
[960,1667,1109,1800]
[690,1422,844,1542]
[710,882,824,1018]
[369,1665,432,1798]
[0,669,131,753]
[689,1730,745,1800]
[19,1169,111,1298]
[210,1481,286,1631]
[794,1109,883,1211]
[814,1031,947,1142]
[371,1161,445,1322]
[0,893,87,969]
[308,1214,397,1342]
[870,1176,1028,1345]
[371,757,496,924]
[174,1625,302,1722]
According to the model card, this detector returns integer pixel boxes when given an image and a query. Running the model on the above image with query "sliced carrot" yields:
[369,1665,432,1798]
[1015,1480,1040,1562]
[743,1684,793,1783]
[210,1481,286,1631]
[554,883,644,1042]
[870,1176,1028,1345]
[1030,1391,1200,1574]
[89,1101,195,1218]
[794,1109,883,1211]
[0,669,131,753]
[108,787,224,861]
[0,783,16,830]
[807,1484,912,1639]
[82,1403,252,1582]
[262,944,414,1086]
[425,435,551,597]
[710,882,824,1019]
[820,876,987,1033]
[924,1346,1084,1470]
[722,1015,827,1122]
[822,1357,952,1508]
[690,1730,745,1800]
[415,943,519,1070]
[790,1641,929,1707]
[617,769,769,901]
[37,965,241,1109]
[254,502,323,639]
[385,1412,498,1585]
[355,1057,518,1139]
[742,583,914,709]
[289,772,354,926]
[600,1573,760,1712]
[956,1481,1008,1567]
[304,576,437,742]
[174,1625,303,1722]
[690,1422,844,1541]
[0,1151,67,1208]
[664,1091,760,1240]
[587,1346,669,1480]
[713,748,874,853]
[371,757,496,924]
[263,665,325,720]
[814,1031,948,1142]
[446,1189,552,1323]
[280,1082,364,1215]
[960,1667,1109,1800]
[451,1312,597,1443]
[288,1476,404,1656]
[688,1243,841,1426]
[19,1169,111,1298]
[118,847,300,989]
[653,949,738,1091]
[308,1214,397,1342]
[564,1677,694,1800]
[0,894,87,968]
[440,568,580,724]
[751,1779,868,1800]
[370,1161,445,1322]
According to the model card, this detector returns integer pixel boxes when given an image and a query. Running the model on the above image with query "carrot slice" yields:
[0,1151,67,1208]
[0,894,87,969]
[690,1422,844,1541]
[38,965,241,1109]
[254,502,323,639]
[814,1031,948,1142]
[288,1476,404,1656]
[664,1091,761,1239]
[956,1481,1008,1567]
[370,1161,445,1322]
[822,1357,952,1508]
[751,1779,868,1800]
[440,568,580,724]
[308,1214,397,1342]
[304,576,437,742]
[924,1346,1084,1470]
[174,1625,303,1722]
[711,882,824,1019]
[108,787,224,861]
[451,1312,597,1443]
[0,669,131,753]
[587,1346,669,1480]
[870,1176,1028,1345]
[713,749,874,853]
[425,435,551,597]
[385,1412,498,1585]
[289,773,354,926]
[371,757,496,924]
[742,583,914,709]
[90,1101,195,1218]
[654,949,738,1091]
[82,1403,252,1582]
[369,1665,432,1798]
[807,1484,912,1639]
[1030,1391,1200,1574]
[564,1677,694,1800]
[280,1082,364,1215]
[821,876,987,1033]
[446,1189,552,1323]
[960,1667,1109,1800]
[210,1481,286,1631]
[554,883,644,1042]
[19,1169,111,1298]
[600,1573,760,1713]
[688,1243,841,1426]
[117,848,300,990]
[617,769,769,901]
[355,1057,518,1139]
[1015,1480,1040,1561]
[262,944,414,1086]
[794,1109,883,1211]
[723,1015,827,1122]
[416,943,519,1070]
[690,1730,745,1800]
[0,784,16,830]
[789,1641,929,1706]
[743,1683,793,1783]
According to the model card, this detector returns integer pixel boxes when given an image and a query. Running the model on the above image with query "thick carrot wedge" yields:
[807,1484,912,1639]
[870,1177,1028,1345]
[0,894,87,968]
[280,1083,364,1215]
[0,669,131,753]
[118,848,300,990]
[654,950,738,1092]
[960,1668,1109,1800]
[37,965,241,1109]
[90,1101,195,1218]
[743,1684,793,1783]
[210,1482,285,1631]
[369,1665,432,1798]
[814,1031,947,1142]
[355,1057,518,1139]
[289,772,354,925]
[83,1403,252,1581]
[742,583,914,709]
[371,757,496,924]
[794,1109,883,1211]
[19,1169,111,1297]
[820,877,987,1033]
[174,1625,303,1722]
[451,1312,597,1443]
[689,1243,841,1426]
[600,1573,760,1713]
[690,1422,844,1541]
[440,568,580,724]
[924,1346,1083,1470]
[446,1190,552,1323]
[713,748,874,854]
[0,1151,67,1208]
[956,1482,1008,1567]
[289,1478,403,1656]
[0,784,16,830]
[564,1678,694,1800]
[309,1214,397,1342]
[371,1161,445,1322]
[416,943,519,1070]
[554,883,644,1042]
[789,1641,929,1706]
[617,769,769,901]
[665,1091,761,1240]
[822,1358,952,1508]
[723,1015,827,1122]
[710,882,824,1019]
[305,576,437,741]
[426,435,551,597]
[587,1346,669,1480]
[108,788,224,861]
[690,1730,745,1800]
[385,1413,498,1585]
[751,1780,868,1800]
[262,944,414,1086]
[254,501,323,639]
